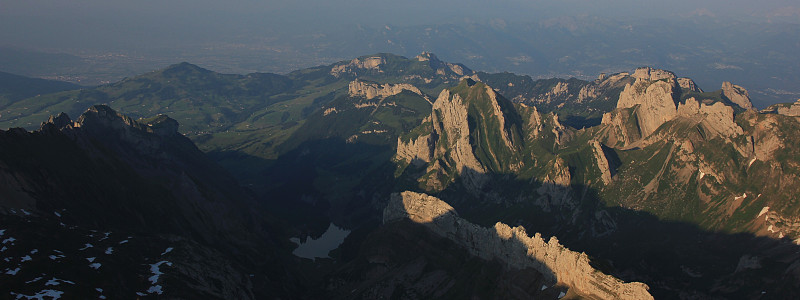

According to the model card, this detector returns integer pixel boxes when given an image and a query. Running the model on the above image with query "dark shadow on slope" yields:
[419,170,800,299]
[326,219,568,299]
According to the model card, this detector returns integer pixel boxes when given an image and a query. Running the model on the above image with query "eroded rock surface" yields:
[384,191,654,300]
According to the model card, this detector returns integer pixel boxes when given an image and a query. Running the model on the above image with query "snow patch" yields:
[1,246,6,252]
[104,247,113,255]
[45,278,75,286]
[558,291,566,298]
[748,158,757,168]
[25,276,44,284]
[21,209,31,216]
[136,292,147,296]
[3,237,16,244]
[541,285,548,291]
[160,247,173,256]
[118,240,128,245]
[698,171,705,180]
[86,257,95,262]
[21,255,32,262]
[147,285,164,295]
[768,225,775,233]
[734,193,747,201]
[11,289,64,300]
[6,267,20,275]
[53,211,61,217]
[30,249,38,254]
[89,263,101,270]
[79,243,93,250]
[49,255,65,261]
[148,261,172,284]
[0,229,5,236]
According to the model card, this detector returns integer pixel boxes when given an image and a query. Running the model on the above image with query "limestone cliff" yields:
[678,77,703,92]
[330,56,385,76]
[396,79,523,192]
[721,81,754,110]
[383,191,653,300]
[676,97,743,139]
[615,76,679,138]
[590,140,613,185]
[631,67,676,81]
[348,79,426,101]
[776,99,800,116]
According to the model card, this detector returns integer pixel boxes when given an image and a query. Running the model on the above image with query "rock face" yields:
[396,79,524,191]
[678,77,703,92]
[348,79,425,100]
[415,51,472,76]
[721,81,754,110]
[776,99,800,116]
[676,97,743,139]
[631,67,676,81]
[330,56,385,76]
[591,140,614,185]
[614,75,679,138]
[384,191,654,300]
[395,131,434,166]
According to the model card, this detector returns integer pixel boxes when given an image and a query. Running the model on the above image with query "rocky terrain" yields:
[2,53,800,298]
[384,191,653,300]
[0,106,296,299]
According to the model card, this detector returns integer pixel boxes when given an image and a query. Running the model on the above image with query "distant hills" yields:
[3,17,799,107]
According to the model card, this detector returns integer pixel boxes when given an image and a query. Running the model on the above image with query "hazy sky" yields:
[2,0,799,51]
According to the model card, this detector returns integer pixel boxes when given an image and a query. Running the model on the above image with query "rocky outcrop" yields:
[430,88,487,187]
[348,79,425,100]
[600,108,642,147]
[721,81,754,110]
[678,77,703,92]
[384,191,654,300]
[330,56,386,76]
[777,99,800,116]
[536,157,575,210]
[396,131,434,166]
[677,97,743,139]
[415,52,472,76]
[591,140,613,185]
[396,79,524,191]
[615,76,679,137]
[632,67,676,81]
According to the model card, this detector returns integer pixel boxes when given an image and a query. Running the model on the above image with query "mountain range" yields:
[1,52,800,298]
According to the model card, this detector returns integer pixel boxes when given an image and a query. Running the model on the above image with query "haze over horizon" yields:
[1,0,799,107]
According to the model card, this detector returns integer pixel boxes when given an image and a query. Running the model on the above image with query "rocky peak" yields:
[75,105,141,132]
[677,97,743,139]
[330,56,386,76]
[143,114,180,137]
[631,67,676,81]
[615,76,679,138]
[417,51,472,77]
[347,79,425,100]
[384,191,653,300]
[40,112,75,131]
[396,79,524,192]
[415,51,439,62]
[721,81,754,110]
[678,77,703,92]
